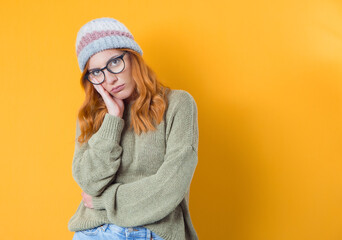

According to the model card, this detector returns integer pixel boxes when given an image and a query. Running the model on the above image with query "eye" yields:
[91,70,101,76]
[109,58,120,66]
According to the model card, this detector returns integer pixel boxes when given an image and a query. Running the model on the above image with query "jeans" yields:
[72,223,165,240]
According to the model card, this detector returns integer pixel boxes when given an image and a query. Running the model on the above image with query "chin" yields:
[110,90,130,99]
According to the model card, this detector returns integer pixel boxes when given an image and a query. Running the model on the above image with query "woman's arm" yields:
[91,92,199,227]
[72,113,125,196]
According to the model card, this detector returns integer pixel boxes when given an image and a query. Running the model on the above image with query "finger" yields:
[97,84,106,94]
[112,96,124,108]
[93,83,100,91]
[99,85,113,100]
[93,82,105,93]
[93,84,105,96]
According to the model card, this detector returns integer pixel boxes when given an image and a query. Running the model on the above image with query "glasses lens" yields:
[88,70,104,84]
[108,58,124,73]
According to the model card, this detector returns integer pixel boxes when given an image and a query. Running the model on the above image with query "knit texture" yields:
[68,89,199,240]
[76,17,143,72]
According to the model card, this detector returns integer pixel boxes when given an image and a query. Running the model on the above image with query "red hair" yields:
[76,48,171,145]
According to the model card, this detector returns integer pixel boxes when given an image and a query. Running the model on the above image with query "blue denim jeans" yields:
[72,223,165,240]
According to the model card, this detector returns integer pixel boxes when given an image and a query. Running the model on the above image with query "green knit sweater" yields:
[68,89,199,240]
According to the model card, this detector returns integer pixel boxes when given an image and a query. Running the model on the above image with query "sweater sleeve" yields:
[72,113,125,197]
[91,92,199,227]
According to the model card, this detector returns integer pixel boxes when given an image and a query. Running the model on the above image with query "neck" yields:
[124,98,132,106]
[125,91,137,105]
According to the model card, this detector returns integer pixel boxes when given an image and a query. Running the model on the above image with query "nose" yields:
[103,69,118,83]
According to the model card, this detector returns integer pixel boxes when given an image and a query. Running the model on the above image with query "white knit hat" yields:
[76,17,143,72]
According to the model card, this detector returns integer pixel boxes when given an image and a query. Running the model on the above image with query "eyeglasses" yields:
[84,51,128,85]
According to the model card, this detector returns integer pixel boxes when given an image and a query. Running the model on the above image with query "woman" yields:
[68,17,199,240]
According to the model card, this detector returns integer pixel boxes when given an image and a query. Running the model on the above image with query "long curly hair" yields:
[76,48,171,145]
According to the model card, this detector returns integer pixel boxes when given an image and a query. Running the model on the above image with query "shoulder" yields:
[166,89,198,113]
[164,89,199,150]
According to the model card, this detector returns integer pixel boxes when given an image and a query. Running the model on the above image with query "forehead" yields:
[88,49,124,68]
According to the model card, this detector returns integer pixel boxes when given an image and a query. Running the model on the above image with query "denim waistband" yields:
[101,223,152,238]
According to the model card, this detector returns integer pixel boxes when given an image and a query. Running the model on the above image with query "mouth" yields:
[111,84,125,93]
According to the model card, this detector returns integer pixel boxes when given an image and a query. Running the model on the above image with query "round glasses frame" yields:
[84,51,128,85]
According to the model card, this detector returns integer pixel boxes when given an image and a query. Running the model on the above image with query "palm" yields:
[93,83,124,117]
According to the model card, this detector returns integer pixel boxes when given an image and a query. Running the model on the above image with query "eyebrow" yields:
[88,54,121,71]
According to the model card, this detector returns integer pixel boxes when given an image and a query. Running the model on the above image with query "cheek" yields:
[131,80,136,88]
[102,84,110,92]
[127,79,135,90]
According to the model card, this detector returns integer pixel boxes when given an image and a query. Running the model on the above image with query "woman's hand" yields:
[82,191,94,208]
[93,83,125,118]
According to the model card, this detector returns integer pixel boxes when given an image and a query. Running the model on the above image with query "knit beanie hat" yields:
[75,17,143,72]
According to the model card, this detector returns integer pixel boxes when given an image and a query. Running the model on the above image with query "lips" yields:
[111,84,125,93]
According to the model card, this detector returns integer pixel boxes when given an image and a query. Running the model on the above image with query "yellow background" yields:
[0,0,341,239]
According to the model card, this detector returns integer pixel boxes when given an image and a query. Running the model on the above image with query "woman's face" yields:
[87,49,136,102]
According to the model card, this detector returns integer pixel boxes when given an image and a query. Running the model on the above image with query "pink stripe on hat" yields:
[75,17,143,72]
[76,30,134,56]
